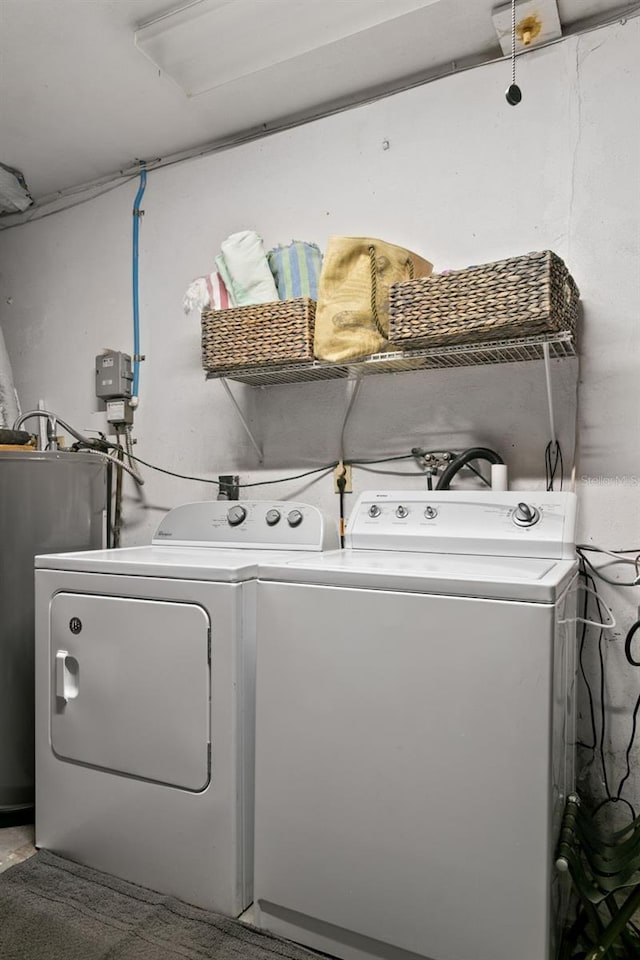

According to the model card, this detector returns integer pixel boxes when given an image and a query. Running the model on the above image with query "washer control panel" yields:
[347,491,577,560]
[153,501,339,551]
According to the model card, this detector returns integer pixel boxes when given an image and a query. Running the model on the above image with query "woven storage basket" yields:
[201,298,316,373]
[388,251,579,349]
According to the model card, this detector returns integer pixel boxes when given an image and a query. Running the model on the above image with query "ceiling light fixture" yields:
[134,0,442,98]
[492,0,562,57]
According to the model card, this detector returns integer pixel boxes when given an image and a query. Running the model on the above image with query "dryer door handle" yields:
[55,651,79,703]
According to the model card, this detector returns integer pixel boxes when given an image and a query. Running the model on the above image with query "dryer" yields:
[35,500,337,916]
[253,490,578,960]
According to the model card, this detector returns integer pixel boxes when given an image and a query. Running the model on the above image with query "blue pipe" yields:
[132,167,147,401]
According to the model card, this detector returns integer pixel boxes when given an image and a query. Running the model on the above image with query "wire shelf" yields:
[205,331,576,387]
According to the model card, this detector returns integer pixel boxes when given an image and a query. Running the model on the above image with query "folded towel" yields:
[216,230,278,306]
[183,271,234,314]
[267,241,323,301]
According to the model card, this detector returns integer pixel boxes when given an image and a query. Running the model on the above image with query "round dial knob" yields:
[396,505,409,519]
[513,502,540,527]
[287,509,303,527]
[265,509,281,526]
[424,506,438,520]
[368,504,381,518]
[227,505,247,526]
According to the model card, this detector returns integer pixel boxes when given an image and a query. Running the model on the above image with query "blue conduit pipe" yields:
[131,166,147,404]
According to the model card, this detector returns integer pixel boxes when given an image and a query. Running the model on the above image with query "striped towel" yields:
[183,271,234,314]
[267,241,323,300]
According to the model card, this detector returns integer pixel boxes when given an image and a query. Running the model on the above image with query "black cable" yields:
[113,431,124,549]
[545,440,564,491]
[69,434,498,495]
[578,546,640,555]
[577,547,640,587]
[464,461,492,487]
[337,472,347,548]
[592,796,637,821]
[616,618,640,801]
[581,568,614,802]
[615,692,640,803]
[105,461,113,549]
[350,454,416,465]
[581,566,640,819]
[239,466,335,488]
[597,612,612,801]
[625,620,640,668]
[577,569,597,753]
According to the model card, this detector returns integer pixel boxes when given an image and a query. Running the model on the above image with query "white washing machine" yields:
[253,490,578,960]
[35,499,338,917]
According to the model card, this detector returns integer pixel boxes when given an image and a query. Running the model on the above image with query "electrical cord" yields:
[15,412,499,493]
[337,471,347,548]
[576,571,598,754]
[576,547,640,587]
[578,562,640,820]
[578,545,640,564]
[625,620,640,668]
[239,466,335,489]
[545,440,564,491]
[113,430,124,548]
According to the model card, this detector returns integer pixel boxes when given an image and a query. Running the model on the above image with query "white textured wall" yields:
[0,20,638,816]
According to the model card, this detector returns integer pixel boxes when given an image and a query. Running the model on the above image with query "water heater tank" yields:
[0,450,106,814]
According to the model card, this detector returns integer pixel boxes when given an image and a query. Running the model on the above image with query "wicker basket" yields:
[388,251,579,349]
[201,298,316,373]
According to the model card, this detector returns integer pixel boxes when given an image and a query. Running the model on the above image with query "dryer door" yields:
[50,593,210,791]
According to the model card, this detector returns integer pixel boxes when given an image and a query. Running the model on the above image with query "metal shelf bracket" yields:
[219,378,263,463]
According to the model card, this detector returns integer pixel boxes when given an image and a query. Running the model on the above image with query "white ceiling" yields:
[0,0,634,200]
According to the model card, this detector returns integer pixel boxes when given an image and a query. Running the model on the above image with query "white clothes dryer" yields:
[253,491,578,960]
[35,500,338,917]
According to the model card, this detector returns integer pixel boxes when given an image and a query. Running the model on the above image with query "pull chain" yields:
[506,0,522,105]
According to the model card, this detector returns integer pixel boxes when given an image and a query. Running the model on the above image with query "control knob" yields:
[424,506,438,520]
[265,509,281,526]
[287,509,304,527]
[396,505,409,518]
[513,502,540,527]
[368,505,382,518]
[227,505,247,526]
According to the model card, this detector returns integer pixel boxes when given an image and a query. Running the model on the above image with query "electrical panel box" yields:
[106,399,134,426]
[95,351,133,401]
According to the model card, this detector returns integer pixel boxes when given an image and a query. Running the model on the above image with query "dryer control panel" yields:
[346,491,577,560]
[152,501,339,552]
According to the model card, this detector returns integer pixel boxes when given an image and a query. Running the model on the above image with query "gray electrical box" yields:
[95,351,133,401]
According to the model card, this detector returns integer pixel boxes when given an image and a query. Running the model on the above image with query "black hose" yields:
[435,447,504,490]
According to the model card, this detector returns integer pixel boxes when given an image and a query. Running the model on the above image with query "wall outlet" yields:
[334,464,352,493]
[217,475,239,500]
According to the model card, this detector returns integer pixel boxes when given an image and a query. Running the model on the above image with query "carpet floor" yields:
[0,850,322,960]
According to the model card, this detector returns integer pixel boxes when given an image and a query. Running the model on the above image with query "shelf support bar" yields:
[339,374,363,464]
[542,341,557,444]
[220,378,263,463]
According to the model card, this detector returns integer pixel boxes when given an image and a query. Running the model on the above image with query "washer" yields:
[254,490,578,960]
[35,500,338,917]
